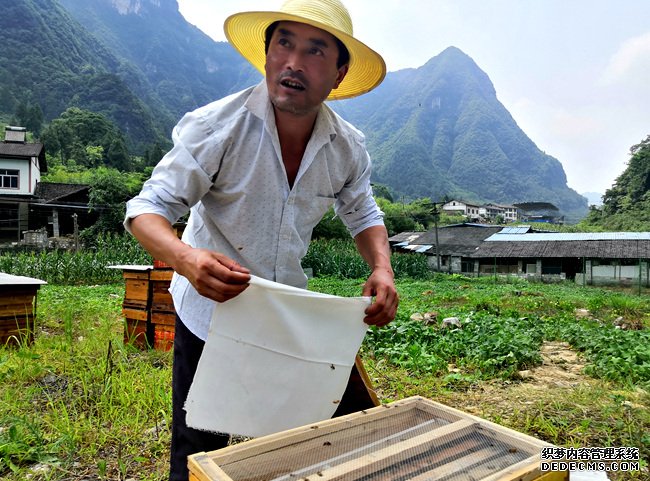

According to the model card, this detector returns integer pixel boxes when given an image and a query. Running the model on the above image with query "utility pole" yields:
[72,213,79,252]
[430,202,441,272]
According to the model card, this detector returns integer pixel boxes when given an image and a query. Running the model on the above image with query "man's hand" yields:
[353,225,399,327]
[129,213,250,302]
[361,268,398,327]
[175,248,250,303]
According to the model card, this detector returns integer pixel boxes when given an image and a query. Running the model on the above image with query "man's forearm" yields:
[354,225,394,276]
[129,213,192,270]
[354,224,398,326]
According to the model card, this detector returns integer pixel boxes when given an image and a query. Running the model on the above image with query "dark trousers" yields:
[170,316,229,481]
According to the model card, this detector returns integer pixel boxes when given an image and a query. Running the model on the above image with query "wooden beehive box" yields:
[122,269,151,310]
[113,265,154,348]
[109,264,177,350]
[188,396,568,481]
[150,268,175,351]
[0,273,47,346]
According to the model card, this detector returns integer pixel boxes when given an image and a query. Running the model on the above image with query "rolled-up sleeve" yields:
[124,111,221,233]
[334,144,385,238]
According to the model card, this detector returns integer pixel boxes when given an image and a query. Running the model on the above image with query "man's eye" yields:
[278,38,290,47]
[310,48,324,56]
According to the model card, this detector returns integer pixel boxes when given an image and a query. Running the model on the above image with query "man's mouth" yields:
[280,77,306,91]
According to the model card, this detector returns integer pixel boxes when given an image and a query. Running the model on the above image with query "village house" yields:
[441,200,482,220]
[513,202,563,224]
[390,224,650,287]
[0,126,93,244]
[0,126,46,242]
[390,223,503,273]
[472,229,650,286]
[442,199,520,223]
[479,203,519,223]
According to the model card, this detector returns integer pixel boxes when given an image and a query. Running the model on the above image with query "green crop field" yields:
[0,241,648,480]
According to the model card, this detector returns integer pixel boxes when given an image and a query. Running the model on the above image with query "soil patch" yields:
[445,341,592,419]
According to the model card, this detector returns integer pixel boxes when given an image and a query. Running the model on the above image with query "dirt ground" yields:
[429,341,648,481]
[453,341,590,417]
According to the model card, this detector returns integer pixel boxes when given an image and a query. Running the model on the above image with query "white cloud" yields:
[602,31,650,85]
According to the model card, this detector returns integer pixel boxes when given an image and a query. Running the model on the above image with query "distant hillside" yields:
[2,1,590,220]
[333,47,588,222]
[58,0,260,120]
[0,0,168,153]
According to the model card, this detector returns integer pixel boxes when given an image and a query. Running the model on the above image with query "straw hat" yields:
[224,0,386,100]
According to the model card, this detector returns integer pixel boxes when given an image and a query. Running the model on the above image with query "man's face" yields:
[265,21,348,117]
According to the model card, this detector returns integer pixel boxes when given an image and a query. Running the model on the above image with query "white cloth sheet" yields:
[185,275,370,437]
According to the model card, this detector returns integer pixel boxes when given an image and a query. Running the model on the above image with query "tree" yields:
[41,108,132,169]
[372,183,394,201]
[312,207,349,239]
[81,167,145,241]
[14,102,44,136]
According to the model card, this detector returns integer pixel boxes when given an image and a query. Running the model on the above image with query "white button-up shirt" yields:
[125,81,384,340]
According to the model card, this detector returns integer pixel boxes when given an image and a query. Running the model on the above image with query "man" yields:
[124,0,398,479]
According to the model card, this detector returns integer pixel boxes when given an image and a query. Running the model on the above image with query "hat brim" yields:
[224,11,386,100]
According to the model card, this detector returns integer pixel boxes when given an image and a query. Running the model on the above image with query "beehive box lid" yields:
[189,396,564,481]
[106,264,153,271]
[0,273,47,285]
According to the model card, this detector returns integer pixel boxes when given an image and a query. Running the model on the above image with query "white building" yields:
[442,200,482,219]
[0,126,46,241]
[0,127,45,196]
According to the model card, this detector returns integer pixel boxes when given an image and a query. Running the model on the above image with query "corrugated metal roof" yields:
[498,226,531,234]
[402,244,433,253]
[473,239,650,258]
[486,232,650,242]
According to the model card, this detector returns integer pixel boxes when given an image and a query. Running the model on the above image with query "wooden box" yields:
[150,269,175,313]
[0,274,46,347]
[122,270,151,309]
[111,265,176,351]
[188,396,568,481]
[150,268,175,351]
[122,306,152,349]
[113,266,154,348]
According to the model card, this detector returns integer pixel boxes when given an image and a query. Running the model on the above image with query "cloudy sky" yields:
[176,0,650,196]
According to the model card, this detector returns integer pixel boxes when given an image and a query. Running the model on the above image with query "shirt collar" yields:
[245,80,337,144]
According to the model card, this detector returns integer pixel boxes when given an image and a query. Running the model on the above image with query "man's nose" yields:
[284,50,305,71]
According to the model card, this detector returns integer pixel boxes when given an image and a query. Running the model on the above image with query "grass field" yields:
[1,275,648,480]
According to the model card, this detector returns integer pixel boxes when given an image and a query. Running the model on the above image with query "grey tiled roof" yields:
[0,141,43,158]
[33,182,90,203]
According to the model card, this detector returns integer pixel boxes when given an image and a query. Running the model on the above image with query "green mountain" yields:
[582,135,650,230]
[333,47,588,221]
[57,0,260,120]
[0,0,169,152]
[2,1,589,220]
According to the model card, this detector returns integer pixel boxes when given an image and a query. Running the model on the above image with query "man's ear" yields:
[333,64,349,89]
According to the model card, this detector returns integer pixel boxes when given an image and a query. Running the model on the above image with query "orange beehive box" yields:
[149,268,175,350]
[122,270,151,309]
[150,269,175,313]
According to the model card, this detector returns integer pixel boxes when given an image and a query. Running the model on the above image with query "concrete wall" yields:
[576,261,649,287]
[0,158,32,195]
